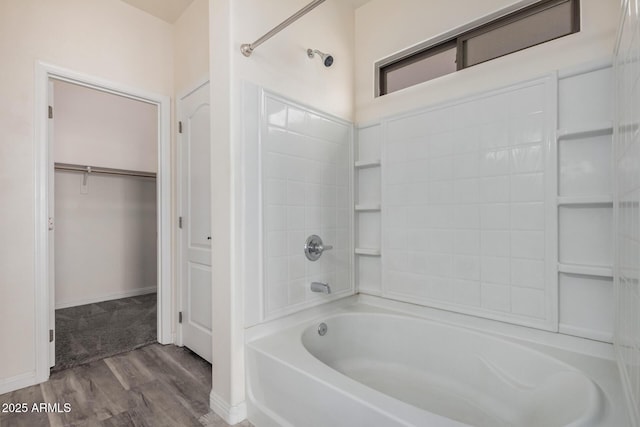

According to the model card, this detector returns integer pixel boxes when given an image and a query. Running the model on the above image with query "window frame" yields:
[376,0,580,97]
[379,40,458,97]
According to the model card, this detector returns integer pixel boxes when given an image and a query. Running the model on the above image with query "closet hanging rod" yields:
[240,0,326,57]
[54,163,156,179]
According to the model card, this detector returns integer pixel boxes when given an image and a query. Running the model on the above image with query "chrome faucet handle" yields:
[304,235,332,261]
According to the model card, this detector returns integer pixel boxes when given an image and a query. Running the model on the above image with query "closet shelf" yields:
[557,122,613,140]
[54,162,156,179]
[558,263,613,278]
[355,159,381,169]
[355,248,381,256]
[355,204,381,212]
[557,195,613,206]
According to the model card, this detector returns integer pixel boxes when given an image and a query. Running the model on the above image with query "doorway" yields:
[50,79,159,370]
[34,62,172,383]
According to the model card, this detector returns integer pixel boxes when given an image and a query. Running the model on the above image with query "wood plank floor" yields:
[0,344,252,427]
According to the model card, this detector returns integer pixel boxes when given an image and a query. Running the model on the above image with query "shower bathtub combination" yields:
[246,296,627,427]
[240,71,630,426]
[236,1,633,424]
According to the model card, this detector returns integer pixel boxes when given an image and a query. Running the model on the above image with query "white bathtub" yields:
[246,298,627,426]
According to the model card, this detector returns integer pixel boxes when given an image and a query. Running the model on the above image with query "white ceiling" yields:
[346,0,373,8]
[120,0,372,24]
[120,0,194,23]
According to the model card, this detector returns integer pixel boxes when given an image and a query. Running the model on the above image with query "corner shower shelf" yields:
[558,263,613,278]
[619,121,640,134]
[355,248,381,256]
[557,195,613,206]
[355,159,381,169]
[355,204,381,212]
[557,122,613,140]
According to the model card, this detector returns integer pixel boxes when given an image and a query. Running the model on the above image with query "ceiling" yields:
[120,0,195,23]
[346,0,372,8]
[120,0,372,24]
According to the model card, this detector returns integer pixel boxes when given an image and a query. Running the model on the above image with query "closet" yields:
[51,79,158,371]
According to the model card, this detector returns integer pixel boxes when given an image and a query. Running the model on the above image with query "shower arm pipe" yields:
[240,0,326,57]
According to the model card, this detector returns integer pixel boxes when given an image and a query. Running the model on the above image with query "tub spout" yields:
[311,282,331,294]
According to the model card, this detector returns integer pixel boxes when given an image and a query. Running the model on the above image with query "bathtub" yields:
[246,297,627,426]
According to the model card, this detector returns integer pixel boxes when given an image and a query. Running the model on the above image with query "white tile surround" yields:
[615,1,640,424]
[377,76,558,331]
[356,64,616,342]
[245,65,615,344]
[260,92,353,319]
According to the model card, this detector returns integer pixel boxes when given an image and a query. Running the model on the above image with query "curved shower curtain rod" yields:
[240,0,326,57]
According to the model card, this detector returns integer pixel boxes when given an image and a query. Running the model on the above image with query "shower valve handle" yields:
[304,235,332,261]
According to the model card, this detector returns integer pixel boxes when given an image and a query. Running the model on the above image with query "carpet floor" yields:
[53,293,157,372]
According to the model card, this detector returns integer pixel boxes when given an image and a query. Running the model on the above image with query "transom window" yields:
[377,0,580,96]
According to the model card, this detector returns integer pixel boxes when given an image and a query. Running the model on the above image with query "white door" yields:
[179,82,212,363]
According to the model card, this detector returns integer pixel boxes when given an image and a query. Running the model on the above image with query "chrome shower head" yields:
[307,48,334,67]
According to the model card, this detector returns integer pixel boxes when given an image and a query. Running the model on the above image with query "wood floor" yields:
[0,344,252,427]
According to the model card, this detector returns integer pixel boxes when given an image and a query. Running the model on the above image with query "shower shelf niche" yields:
[557,195,613,206]
[354,159,381,169]
[557,122,613,140]
[558,263,613,278]
[355,204,381,212]
[354,248,381,256]
[556,64,615,343]
[354,123,383,295]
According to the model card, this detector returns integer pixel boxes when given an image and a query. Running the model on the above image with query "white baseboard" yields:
[0,371,38,395]
[55,286,157,309]
[210,391,247,425]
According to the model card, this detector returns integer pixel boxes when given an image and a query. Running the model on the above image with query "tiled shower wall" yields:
[615,0,640,424]
[379,76,556,331]
[260,93,353,319]
[357,66,615,340]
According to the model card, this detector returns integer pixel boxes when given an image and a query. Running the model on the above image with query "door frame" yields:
[175,77,210,348]
[34,61,172,383]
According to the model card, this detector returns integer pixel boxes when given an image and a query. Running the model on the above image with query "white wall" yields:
[210,0,237,418]
[209,0,356,421]
[614,0,640,424]
[233,0,355,121]
[53,80,158,309]
[355,0,619,123]
[55,172,157,308]
[174,0,209,95]
[53,79,158,172]
[0,0,172,391]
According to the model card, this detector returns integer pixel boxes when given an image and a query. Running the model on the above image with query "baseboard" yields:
[55,286,157,309]
[0,371,38,395]
[210,391,247,425]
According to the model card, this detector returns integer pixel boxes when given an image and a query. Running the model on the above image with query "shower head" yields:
[307,48,334,67]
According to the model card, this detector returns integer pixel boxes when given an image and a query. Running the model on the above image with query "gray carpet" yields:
[53,293,157,372]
